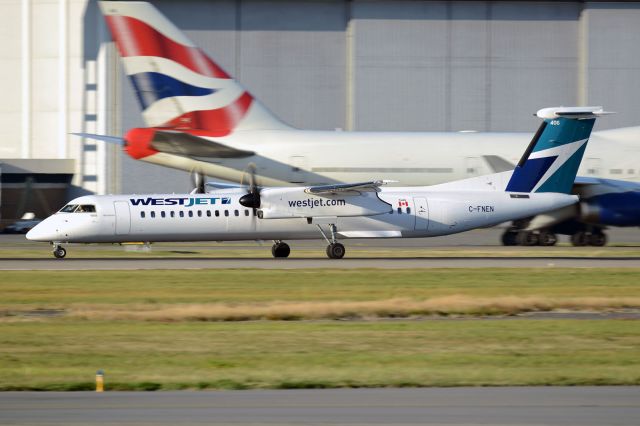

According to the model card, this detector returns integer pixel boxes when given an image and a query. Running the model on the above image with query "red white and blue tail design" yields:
[99,1,290,135]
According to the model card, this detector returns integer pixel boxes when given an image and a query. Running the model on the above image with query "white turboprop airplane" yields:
[31,107,607,259]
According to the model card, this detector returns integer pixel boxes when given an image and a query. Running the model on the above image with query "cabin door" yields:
[413,197,429,230]
[114,201,131,235]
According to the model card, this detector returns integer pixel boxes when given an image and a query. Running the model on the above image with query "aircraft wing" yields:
[304,180,395,195]
[205,182,245,190]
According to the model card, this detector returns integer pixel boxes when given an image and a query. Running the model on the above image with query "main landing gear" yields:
[569,230,607,247]
[271,241,290,258]
[501,228,557,246]
[52,243,67,259]
[317,223,345,259]
[501,226,608,247]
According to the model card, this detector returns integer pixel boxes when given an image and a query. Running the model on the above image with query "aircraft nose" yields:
[26,221,59,242]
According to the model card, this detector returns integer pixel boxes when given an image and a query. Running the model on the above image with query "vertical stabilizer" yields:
[99,1,291,135]
[506,107,612,194]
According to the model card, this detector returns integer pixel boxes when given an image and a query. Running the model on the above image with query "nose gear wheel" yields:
[271,241,290,258]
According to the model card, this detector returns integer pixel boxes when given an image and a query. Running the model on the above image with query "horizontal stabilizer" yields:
[482,155,515,173]
[72,133,124,145]
[149,131,254,159]
[536,106,613,119]
[305,180,395,195]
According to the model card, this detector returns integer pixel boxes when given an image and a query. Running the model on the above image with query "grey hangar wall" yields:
[115,1,640,193]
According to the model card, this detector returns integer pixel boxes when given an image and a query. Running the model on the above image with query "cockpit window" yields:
[77,205,96,213]
[59,204,96,213]
[60,204,78,213]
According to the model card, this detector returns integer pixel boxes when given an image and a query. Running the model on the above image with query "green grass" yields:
[2,268,640,306]
[1,319,638,390]
[0,268,639,389]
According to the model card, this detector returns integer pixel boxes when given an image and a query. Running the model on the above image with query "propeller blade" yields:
[190,169,206,194]
[239,163,261,209]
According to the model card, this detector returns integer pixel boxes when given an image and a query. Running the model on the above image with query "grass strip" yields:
[0,319,638,390]
[1,268,638,389]
[2,268,640,307]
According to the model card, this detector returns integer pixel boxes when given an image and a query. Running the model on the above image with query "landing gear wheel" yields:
[501,229,519,246]
[589,232,607,247]
[326,243,345,259]
[571,231,589,247]
[538,231,558,247]
[53,246,66,259]
[271,242,290,258]
[516,231,539,246]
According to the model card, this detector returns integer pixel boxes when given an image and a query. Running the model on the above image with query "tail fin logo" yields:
[506,107,610,194]
[100,2,288,135]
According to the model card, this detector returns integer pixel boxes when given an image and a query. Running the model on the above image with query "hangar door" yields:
[114,201,131,235]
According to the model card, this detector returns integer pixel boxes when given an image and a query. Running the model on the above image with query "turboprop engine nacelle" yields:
[257,188,391,219]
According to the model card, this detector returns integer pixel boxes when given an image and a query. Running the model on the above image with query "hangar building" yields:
[1,0,640,226]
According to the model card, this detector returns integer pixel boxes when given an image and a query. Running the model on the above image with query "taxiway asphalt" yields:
[1,387,638,425]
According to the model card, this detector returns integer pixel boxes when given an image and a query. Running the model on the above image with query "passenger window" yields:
[161,211,165,218]
[206,211,211,217]
[151,211,156,218]
[407,207,411,214]
[245,210,249,217]
[179,211,184,218]
[141,211,145,218]
[224,210,229,217]
[215,210,220,217]
[234,210,239,217]
[197,210,202,217]
[170,211,175,218]
[188,211,193,218]
[397,207,402,214]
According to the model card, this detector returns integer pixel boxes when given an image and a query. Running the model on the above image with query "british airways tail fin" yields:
[99,1,291,135]
[505,107,612,194]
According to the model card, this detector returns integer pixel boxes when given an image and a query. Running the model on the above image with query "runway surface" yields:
[1,256,640,270]
[1,387,638,425]
[3,226,640,249]
[2,228,640,269]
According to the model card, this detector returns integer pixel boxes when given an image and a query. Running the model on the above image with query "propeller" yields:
[239,163,261,209]
[190,169,206,194]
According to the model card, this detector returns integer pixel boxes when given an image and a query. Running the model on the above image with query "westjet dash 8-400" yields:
[30,107,608,259]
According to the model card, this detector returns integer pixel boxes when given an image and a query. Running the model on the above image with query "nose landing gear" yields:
[52,244,66,259]
[271,241,290,258]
